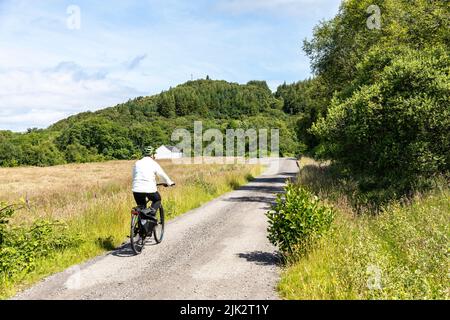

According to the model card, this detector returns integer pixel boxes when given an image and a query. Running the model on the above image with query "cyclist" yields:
[132,146,175,215]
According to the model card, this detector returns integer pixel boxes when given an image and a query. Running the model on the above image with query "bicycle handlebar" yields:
[156,183,176,187]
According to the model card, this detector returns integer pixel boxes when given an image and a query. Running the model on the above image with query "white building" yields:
[155,145,183,160]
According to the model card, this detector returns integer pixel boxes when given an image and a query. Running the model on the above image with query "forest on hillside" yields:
[0,79,313,166]
[0,0,448,204]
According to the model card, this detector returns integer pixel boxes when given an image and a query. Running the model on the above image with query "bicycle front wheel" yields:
[153,205,165,243]
[130,214,145,254]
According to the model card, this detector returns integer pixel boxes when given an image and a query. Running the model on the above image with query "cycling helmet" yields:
[143,146,155,157]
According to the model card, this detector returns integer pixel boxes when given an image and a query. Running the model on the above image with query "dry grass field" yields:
[0,161,133,221]
[0,159,262,222]
[0,160,134,203]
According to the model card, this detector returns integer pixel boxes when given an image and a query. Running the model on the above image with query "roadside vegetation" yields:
[267,183,335,262]
[0,160,262,299]
[272,158,448,300]
[267,1,448,300]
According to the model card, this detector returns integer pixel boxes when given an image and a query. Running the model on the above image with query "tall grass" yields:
[279,158,449,300]
[0,160,262,299]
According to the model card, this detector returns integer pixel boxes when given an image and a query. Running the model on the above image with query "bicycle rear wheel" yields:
[130,214,145,254]
[153,205,165,243]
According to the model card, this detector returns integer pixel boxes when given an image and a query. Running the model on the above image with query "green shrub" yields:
[266,183,335,261]
[0,205,15,244]
[0,203,83,282]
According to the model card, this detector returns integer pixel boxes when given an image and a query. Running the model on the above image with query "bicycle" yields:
[129,183,174,255]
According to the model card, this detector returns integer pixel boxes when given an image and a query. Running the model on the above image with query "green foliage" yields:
[153,79,281,118]
[275,78,329,151]
[24,141,66,167]
[0,130,65,167]
[303,0,450,200]
[1,79,302,167]
[64,143,104,163]
[304,0,450,101]
[156,91,176,117]
[312,45,450,198]
[0,203,83,282]
[0,205,15,245]
[266,183,335,261]
[56,117,136,160]
[279,188,450,300]
[0,136,22,167]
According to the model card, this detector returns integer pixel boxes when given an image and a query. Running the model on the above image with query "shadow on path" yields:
[111,239,157,258]
[225,195,275,207]
[226,171,297,203]
[237,251,281,266]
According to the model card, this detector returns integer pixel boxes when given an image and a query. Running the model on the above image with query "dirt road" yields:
[13,158,298,300]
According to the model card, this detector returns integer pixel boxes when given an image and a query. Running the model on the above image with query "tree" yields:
[24,141,66,167]
[65,143,101,163]
[312,45,450,194]
[303,0,450,199]
[156,92,176,117]
[0,140,22,167]
[303,0,450,102]
[275,78,327,151]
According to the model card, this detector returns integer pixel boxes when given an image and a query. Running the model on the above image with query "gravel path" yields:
[12,158,298,300]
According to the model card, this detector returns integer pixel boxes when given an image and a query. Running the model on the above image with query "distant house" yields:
[155,145,183,159]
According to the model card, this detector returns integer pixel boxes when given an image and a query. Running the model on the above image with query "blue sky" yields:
[0,0,341,131]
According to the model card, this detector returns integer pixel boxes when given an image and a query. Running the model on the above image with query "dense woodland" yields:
[1,0,448,203]
[0,79,308,166]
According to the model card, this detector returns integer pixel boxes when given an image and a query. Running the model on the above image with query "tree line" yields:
[0,79,306,167]
[303,0,449,201]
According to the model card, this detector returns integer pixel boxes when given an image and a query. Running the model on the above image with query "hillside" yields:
[0,79,306,167]
[49,79,283,130]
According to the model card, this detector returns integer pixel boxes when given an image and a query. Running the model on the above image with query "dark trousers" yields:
[133,192,161,210]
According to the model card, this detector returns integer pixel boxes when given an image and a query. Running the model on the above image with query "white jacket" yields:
[132,157,174,193]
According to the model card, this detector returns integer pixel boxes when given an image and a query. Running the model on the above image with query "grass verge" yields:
[278,158,449,300]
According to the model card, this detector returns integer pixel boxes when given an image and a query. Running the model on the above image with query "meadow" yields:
[277,158,449,300]
[0,159,262,298]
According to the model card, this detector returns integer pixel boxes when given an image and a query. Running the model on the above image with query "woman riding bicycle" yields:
[132,146,175,214]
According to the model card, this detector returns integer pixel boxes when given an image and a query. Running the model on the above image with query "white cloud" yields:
[0,62,144,132]
[0,109,67,131]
